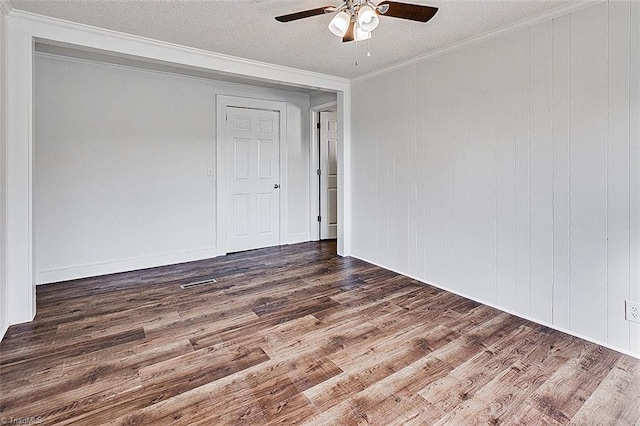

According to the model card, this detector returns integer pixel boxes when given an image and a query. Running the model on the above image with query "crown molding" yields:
[5,1,604,86]
[8,10,350,92]
[352,0,604,83]
[0,0,12,16]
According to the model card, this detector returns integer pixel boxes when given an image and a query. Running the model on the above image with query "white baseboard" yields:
[287,232,310,245]
[36,247,219,284]
[36,236,312,285]
[0,323,8,342]
[350,253,640,360]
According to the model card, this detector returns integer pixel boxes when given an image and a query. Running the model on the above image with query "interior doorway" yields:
[319,111,338,240]
[310,100,338,241]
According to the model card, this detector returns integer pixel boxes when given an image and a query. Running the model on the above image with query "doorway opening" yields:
[319,111,338,240]
[310,101,338,241]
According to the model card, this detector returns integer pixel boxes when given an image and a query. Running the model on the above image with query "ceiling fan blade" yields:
[342,21,355,42]
[376,1,438,23]
[275,6,335,22]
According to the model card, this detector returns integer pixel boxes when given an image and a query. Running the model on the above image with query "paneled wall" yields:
[0,12,7,340]
[351,1,640,355]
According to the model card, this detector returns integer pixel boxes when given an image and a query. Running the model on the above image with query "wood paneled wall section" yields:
[0,12,8,341]
[351,1,640,355]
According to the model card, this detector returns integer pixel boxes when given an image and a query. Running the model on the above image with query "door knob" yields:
[274,184,280,189]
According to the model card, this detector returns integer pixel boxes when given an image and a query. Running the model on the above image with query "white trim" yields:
[353,0,604,83]
[309,100,338,242]
[6,20,35,325]
[0,0,12,16]
[11,10,350,92]
[629,0,640,354]
[1,4,7,341]
[36,248,219,285]
[215,95,288,255]
[310,110,320,242]
[33,50,316,98]
[351,253,640,360]
[337,91,352,256]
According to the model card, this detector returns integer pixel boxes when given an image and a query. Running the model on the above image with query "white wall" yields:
[310,91,338,109]
[34,53,311,283]
[0,11,8,340]
[351,0,640,356]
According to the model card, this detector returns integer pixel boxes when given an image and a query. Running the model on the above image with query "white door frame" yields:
[309,100,338,241]
[216,95,288,256]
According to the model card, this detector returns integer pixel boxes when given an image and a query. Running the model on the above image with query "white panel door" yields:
[320,111,338,240]
[226,107,280,252]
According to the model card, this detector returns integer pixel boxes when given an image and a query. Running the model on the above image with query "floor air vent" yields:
[180,279,217,289]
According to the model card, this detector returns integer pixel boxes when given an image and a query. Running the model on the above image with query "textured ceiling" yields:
[11,0,578,79]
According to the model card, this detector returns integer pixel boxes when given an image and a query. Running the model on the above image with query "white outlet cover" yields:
[625,300,640,324]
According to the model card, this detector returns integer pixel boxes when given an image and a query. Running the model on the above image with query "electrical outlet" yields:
[625,300,640,323]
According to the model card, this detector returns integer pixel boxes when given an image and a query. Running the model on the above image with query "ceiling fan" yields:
[275,0,438,43]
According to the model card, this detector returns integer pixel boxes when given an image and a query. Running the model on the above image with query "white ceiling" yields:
[11,0,579,79]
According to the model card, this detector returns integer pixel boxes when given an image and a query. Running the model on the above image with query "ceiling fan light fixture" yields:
[357,5,379,32]
[355,26,371,41]
[328,11,351,37]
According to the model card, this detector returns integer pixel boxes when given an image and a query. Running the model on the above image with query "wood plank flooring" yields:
[1,241,639,425]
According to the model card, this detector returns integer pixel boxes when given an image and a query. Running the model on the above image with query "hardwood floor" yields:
[1,241,639,425]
